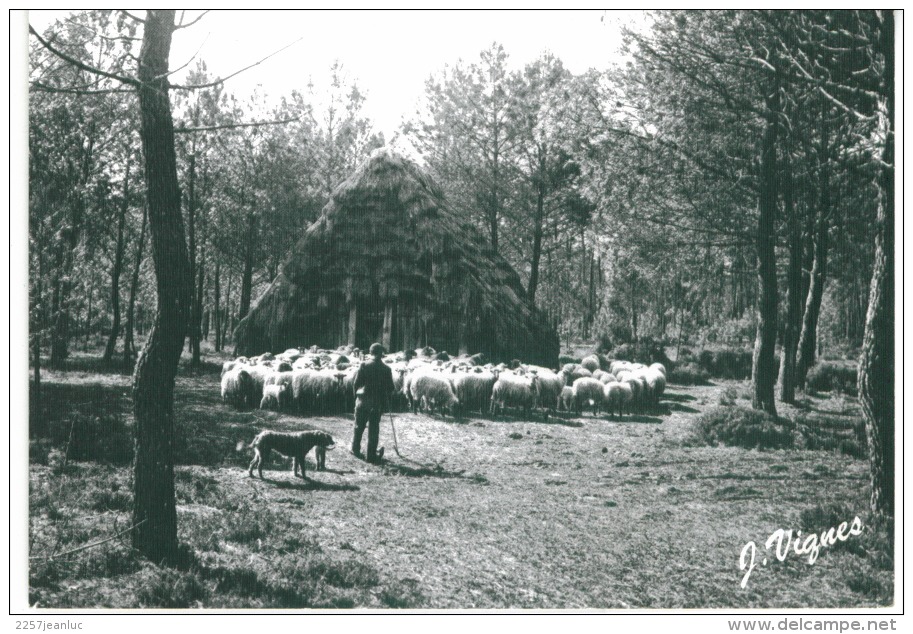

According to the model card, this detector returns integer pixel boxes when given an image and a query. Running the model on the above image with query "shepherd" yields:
[352,342,396,463]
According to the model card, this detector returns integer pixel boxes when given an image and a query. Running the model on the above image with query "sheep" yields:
[264,360,293,373]
[572,377,605,416]
[221,359,239,378]
[558,385,575,412]
[599,372,616,384]
[560,364,592,386]
[581,354,601,373]
[641,368,666,402]
[304,369,347,413]
[409,367,460,415]
[591,369,606,381]
[603,381,633,418]
[490,371,539,418]
[530,368,563,414]
[624,377,644,410]
[222,367,255,409]
[450,368,497,414]
[260,384,289,410]
[649,362,667,377]
[281,348,302,359]
[244,364,275,408]
[387,363,412,411]
[610,360,634,375]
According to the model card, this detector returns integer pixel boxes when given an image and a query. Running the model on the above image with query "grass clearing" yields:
[26,351,893,609]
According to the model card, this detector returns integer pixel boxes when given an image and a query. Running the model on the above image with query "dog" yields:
[247,430,335,479]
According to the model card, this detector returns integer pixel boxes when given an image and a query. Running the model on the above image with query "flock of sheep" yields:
[221,345,667,421]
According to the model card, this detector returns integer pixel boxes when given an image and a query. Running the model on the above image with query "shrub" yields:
[718,386,738,406]
[595,333,614,354]
[806,362,858,396]
[667,362,710,385]
[792,413,867,459]
[609,337,672,366]
[691,406,794,450]
[63,413,133,465]
[692,349,781,380]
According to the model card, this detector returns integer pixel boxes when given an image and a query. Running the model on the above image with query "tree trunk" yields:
[221,271,233,346]
[238,209,256,320]
[191,239,204,367]
[796,123,831,390]
[213,260,222,351]
[778,153,801,403]
[382,300,393,351]
[751,111,778,417]
[528,156,546,304]
[132,9,192,564]
[124,202,148,368]
[348,303,357,346]
[84,279,94,351]
[104,159,131,362]
[858,10,894,516]
[32,243,44,424]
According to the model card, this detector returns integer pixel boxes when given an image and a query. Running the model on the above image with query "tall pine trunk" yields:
[796,124,830,390]
[751,109,779,417]
[213,260,222,352]
[778,154,801,403]
[528,165,545,304]
[858,10,894,516]
[132,9,192,563]
[104,159,130,362]
[238,208,256,320]
[192,239,205,366]
[124,203,148,368]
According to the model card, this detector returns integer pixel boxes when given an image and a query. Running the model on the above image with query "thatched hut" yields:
[234,149,559,367]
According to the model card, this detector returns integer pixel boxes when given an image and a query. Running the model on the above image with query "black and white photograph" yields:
[15,9,901,617]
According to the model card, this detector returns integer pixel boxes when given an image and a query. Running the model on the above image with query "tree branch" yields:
[119,11,145,24]
[174,10,210,30]
[174,117,301,134]
[30,80,133,95]
[170,37,304,90]
[29,24,140,88]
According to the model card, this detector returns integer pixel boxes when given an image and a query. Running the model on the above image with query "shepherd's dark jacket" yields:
[353,358,396,408]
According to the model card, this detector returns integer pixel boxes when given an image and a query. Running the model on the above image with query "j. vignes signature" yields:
[740,516,864,588]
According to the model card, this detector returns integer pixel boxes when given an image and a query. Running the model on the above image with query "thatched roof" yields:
[234,148,559,367]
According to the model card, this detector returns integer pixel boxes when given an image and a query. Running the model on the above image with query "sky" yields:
[27,10,641,141]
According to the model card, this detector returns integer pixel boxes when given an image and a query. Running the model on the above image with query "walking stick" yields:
[389,411,403,457]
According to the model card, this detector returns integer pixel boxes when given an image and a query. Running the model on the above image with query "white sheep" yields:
[221,367,255,409]
[530,368,563,414]
[581,354,601,373]
[409,367,460,415]
[649,362,667,377]
[260,383,288,410]
[490,371,539,417]
[451,368,497,414]
[599,372,616,384]
[572,377,605,416]
[558,385,575,412]
[221,359,239,378]
[642,368,667,401]
[610,360,635,375]
[624,377,643,410]
[560,364,592,386]
[291,369,336,413]
[603,381,633,418]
